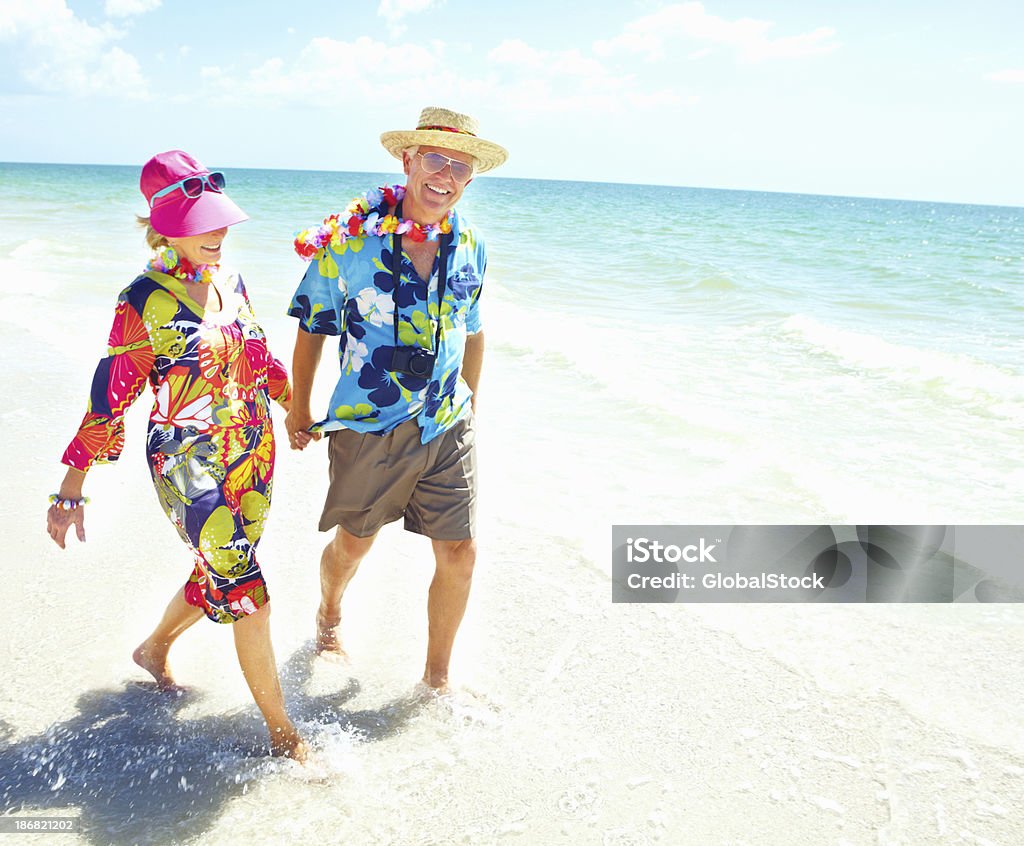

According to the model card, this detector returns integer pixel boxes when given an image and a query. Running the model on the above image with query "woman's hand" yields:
[48,467,87,548]
[48,502,86,549]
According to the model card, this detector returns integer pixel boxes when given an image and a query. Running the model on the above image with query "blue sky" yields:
[1,0,1022,205]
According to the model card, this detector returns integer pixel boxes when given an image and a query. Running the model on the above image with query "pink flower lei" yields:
[293,184,454,260]
[146,246,216,285]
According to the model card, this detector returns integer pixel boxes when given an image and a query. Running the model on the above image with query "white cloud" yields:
[377,0,443,36]
[194,30,689,118]
[104,0,160,18]
[485,38,688,115]
[488,39,545,70]
[0,0,149,98]
[594,2,838,63]
[0,0,35,37]
[25,45,147,96]
[198,36,445,106]
[986,69,1024,83]
[488,39,605,79]
[378,0,440,19]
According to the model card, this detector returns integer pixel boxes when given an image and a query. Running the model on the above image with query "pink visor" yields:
[141,150,248,238]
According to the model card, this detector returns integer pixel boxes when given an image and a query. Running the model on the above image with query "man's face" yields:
[402,145,475,223]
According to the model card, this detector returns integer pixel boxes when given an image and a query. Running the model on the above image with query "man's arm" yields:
[463,331,485,413]
[285,329,327,449]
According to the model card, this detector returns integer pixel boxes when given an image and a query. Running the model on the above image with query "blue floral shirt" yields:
[287,209,485,444]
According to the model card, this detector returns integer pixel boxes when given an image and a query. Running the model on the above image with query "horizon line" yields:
[1,159,1021,211]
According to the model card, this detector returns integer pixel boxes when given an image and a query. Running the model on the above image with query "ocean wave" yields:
[779,314,1024,415]
[9,238,56,261]
[0,258,60,297]
[690,275,737,292]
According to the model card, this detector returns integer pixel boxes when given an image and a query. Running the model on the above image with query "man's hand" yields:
[285,407,322,450]
[463,331,484,412]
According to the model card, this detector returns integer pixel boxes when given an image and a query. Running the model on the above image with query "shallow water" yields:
[2,163,1022,844]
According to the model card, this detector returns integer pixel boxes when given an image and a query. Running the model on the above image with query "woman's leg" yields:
[232,602,307,761]
[133,589,205,689]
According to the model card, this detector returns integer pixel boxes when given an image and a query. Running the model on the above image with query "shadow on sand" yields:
[0,642,430,845]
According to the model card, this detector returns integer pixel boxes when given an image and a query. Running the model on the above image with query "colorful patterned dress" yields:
[62,269,291,623]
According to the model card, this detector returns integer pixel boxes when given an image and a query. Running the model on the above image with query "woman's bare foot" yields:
[422,679,450,695]
[422,667,450,694]
[315,609,349,661]
[412,680,447,702]
[270,725,309,763]
[132,641,180,690]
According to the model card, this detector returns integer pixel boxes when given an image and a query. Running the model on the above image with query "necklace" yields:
[146,246,216,285]
[294,184,453,259]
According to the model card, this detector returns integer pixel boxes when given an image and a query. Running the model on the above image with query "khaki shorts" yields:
[319,415,477,540]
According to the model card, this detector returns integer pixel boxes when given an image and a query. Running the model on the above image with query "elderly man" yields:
[285,106,507,690]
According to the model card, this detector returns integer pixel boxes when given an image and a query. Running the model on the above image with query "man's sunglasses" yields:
[416,152,474,184]
[149,171,227,208]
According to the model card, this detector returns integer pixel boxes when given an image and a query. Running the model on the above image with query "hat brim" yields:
[380,130,508,174]
[150,191,249,238]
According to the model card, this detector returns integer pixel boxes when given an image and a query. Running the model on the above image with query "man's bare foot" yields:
[315,609,348,661]
[270,726,309,763]
[132,642,180,691]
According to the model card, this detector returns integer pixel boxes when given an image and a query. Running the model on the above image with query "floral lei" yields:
[146,246,216,285]
[293,184,453,260]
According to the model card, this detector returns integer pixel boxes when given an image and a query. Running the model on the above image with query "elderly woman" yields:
[46,150,306,761]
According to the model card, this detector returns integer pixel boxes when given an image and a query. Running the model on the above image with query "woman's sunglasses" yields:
[149,171,227,208]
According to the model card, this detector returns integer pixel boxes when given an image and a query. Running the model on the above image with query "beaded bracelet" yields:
[49,494,90,511]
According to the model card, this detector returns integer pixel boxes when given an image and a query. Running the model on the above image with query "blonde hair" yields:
[136,215,170,250]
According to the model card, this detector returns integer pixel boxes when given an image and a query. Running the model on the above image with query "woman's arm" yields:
[49,292,154,548]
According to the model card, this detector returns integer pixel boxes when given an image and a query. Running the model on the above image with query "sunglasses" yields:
[416,152,474,184]
[149,171,227,208]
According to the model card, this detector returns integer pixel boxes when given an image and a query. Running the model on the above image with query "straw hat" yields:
[380,106,508,174]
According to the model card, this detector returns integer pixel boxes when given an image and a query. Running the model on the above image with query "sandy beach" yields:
[2,317,1022,844]
[2,160,1023,843]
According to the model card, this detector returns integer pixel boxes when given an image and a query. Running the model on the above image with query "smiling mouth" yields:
[200,243,222,253]
[427,184,450,196]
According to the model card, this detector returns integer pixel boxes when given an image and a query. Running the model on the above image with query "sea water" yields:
[1,162,1022,844]
[4,163,1022,530]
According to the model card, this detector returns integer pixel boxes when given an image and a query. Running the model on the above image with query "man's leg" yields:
[423,537,477,689]
[316,526,377,657]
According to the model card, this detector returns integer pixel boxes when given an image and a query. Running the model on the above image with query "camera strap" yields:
[391,202,450,358]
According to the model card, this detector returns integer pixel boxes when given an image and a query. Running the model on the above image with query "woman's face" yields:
[167,227,229,266]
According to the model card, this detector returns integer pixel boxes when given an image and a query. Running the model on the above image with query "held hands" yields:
[47,501,86,549]
[284,408,322,451]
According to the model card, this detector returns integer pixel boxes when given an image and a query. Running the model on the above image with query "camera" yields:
[391,346,436,378]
